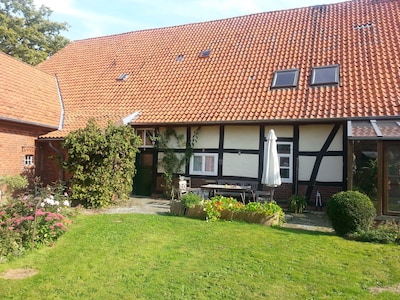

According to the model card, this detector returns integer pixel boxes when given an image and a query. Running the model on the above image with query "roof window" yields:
[271,69,299,89]
[176,54,184,62]
[117,73,129,81]
[199,49,211,58]
[311,65,339,86]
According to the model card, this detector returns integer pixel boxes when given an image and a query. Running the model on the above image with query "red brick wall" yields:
[36,140,70,186]
[0,121,49,181]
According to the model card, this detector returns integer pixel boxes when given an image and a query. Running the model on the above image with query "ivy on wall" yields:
[152,127,200,199]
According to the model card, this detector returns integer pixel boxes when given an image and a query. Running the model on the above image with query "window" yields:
[199,49,211,58]
[24,155,34,167]
[176,54,184,62]
[271,69,299,89]
[311,65,339,86]
[117,73,129,81]
[277,142,293,183]
[190,153,218,176]
[136,129,155,148]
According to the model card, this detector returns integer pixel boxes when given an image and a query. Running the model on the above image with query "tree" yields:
[64,119,141,208]
[0,0,69,65]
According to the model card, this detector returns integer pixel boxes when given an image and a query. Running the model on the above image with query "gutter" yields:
[0,116,58,130]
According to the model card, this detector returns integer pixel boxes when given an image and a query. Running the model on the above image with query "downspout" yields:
[54,75,65,130]
[49,141,65,182]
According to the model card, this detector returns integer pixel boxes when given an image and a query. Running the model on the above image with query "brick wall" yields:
[0,121,49,181]
[36,140,70,186]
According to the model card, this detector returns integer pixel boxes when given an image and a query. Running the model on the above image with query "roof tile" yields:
[0,52,61,128]
[37,0,400,137]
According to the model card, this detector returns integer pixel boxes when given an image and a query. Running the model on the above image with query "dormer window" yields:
[271,69,299,89]
[311,65,339,86]
[199,49,211,58]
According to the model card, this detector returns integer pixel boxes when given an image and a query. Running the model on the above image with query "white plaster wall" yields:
[317,157,343,182]
[265,125,293,138]
[157,152,185,173]
[299,124,342,151]
[328,126,343,151]
[298,156,316,181]
[193,126,219,149]
[224,126,259,150]
[222,153,258,178]
[159,127,187,149]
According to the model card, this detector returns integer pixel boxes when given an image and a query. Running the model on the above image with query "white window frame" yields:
[277,142,293,183]
[136,128,155,148]
[189,153,218,176]
[24,155,34,167]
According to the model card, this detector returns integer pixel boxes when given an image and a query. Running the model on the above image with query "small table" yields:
[201,184,253,203]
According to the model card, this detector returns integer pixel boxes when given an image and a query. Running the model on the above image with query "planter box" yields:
[170,200,185,215]
[170,201,280,226]
[231,211,280,226]
[185,205,207,219]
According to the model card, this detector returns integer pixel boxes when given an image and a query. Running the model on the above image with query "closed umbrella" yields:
[262,129,281,200]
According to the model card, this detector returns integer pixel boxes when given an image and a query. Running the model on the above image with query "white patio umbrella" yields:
[262,129,281,200]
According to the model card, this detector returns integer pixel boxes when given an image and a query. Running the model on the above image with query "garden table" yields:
[201,184,253,203]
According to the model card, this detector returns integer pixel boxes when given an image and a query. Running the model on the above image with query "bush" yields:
[64,119,141,208]
[180,192,203,208]
[326,191,376,236]
[0,226,24,262]
[0,182,73,260]
[288,195,307,213]
[347,221,400,244]
[0,175,29,199]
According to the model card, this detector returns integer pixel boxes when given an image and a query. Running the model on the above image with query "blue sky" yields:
[33,0,349,41]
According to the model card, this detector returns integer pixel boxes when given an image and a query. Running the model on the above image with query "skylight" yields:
[117,73,129,81]
[310,65,339,86]
[271,69,299,89]
[199,49,211,58]
[176,54,184,62]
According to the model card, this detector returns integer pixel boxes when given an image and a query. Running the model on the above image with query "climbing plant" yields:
[64,119,141,208]
[152,127,200,199]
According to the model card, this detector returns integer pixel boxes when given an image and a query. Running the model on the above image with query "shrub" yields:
[180,192,203,208]
[288,195,307,213]
[326,191,376,236]
[64,119,141,208]
[0,226,24,262]
[0,175,29,200]
[347,221,400,244]
[0,182,73,260]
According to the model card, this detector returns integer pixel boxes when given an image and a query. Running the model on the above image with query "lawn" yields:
[0,213,399,299]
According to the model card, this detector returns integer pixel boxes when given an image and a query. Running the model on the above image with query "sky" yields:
[33,0,349,41]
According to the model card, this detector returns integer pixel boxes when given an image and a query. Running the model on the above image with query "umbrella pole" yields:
[270,187,274,201]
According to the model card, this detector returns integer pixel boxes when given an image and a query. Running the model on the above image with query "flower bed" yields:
[170,195,284,226]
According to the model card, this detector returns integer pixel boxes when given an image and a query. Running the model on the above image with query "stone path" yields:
[84,197,334,232]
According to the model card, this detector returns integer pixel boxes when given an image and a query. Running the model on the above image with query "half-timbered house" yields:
[3,0,398,215]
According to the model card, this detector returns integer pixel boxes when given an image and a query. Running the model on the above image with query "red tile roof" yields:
[37,0,400,138]
[0,52,61,129]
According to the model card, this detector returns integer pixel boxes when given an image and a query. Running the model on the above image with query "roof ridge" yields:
[70,0,353,43]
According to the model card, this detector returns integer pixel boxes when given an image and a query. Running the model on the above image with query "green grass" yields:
[1,214,400,299]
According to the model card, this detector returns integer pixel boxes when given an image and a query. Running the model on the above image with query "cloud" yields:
[33,0,140,39]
